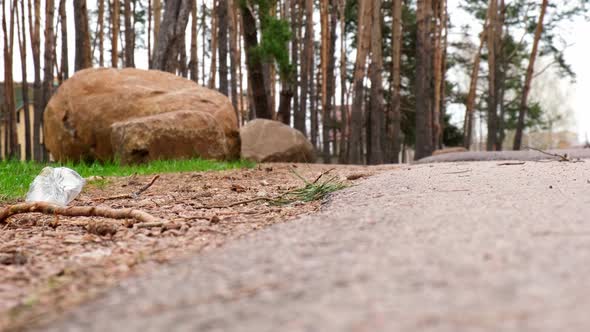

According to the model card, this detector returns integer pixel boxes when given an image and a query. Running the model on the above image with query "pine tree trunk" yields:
[240,3,272,119]
[414,0,433,160]
[463,17,487,149]
[41,0,55,161]
[150,0,192,73]
[367,0,384,165]
[124,0,135,67]
[320,0,330,161]
[228,0,239,120]
[348,0,372,164]
[514,0,548,150]
[98,0,105,66]
[217,0,229,95]
[296,0,314,136]
[189,0,199,82]
[56,0,67,82]
[432,0,444,150]
[289,0,300,127]
[111,0,120,67]
[389,0,402,163]
[153,0,161,54]
[338,0,347,163]
[16,0,31,160]
[74,0,92,71]
[28,0,43,160]
[486,0,499,151]
[208,0,218,88]
[2,0,18,158]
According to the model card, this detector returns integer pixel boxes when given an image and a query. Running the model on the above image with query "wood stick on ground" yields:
[96,175,160,201]
[199,197,275,209]
[0,202,164,224]
[526,146,570,161]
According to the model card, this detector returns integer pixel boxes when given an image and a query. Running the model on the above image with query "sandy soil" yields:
[0,163,396,331]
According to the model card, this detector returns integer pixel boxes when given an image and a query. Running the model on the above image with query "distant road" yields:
[418,148,590,163]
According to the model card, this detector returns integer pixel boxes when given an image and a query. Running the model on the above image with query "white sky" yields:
[2,0,589,142]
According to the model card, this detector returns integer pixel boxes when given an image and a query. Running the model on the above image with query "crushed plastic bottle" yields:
[25,167,86,206]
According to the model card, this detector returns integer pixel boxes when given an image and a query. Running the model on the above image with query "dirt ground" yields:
[0,163,395,331]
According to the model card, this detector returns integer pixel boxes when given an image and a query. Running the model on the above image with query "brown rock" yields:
[111,111,239,164]
[240,119,316,163]
[432,147,468,156]
[44,68,239,162]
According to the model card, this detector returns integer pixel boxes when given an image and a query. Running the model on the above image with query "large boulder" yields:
[111,111,237,164]
[44,68,239,162]
[240,119,316,163]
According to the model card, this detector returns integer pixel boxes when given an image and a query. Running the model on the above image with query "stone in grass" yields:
[240,119,316,163]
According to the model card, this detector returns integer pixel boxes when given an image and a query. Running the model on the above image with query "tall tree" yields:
[189,0,199,82]
[296,0,314,135]
[98,0,105,66]
[153,0,161,53]
[2,0,19,158]
[42,0,55,159]
[74,0,92,71]
[513,0,548,150]
[348,0,371,164]
[28,0,43,160]
[217,0,229,95]
[432,0,447,149]
[228,0,240,117]
[208,0,218,88]
[463,17,487,149]
[367,0,384,164]
[57,0,67,82]
[124,0,135,67]
[414,0,434,160]
[150,0,191,72]
[111,0,120,67]
[389,0,402,163]
[16,0,31,160]
[239,2,272,119]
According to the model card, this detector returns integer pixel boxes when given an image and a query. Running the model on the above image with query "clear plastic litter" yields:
[25,167,86,206]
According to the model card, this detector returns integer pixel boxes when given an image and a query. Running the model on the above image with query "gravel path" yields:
[38,159,590,332]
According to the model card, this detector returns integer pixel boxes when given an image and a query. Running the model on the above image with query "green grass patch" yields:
[0,158,255,201]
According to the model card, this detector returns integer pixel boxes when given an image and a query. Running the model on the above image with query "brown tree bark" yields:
[16,0,31,160]
[208,0,218,89]
[124,0,135,67]
[217,0,229,95]
[463,17,487,149]
[111,0,120,67]
[514,0,548,150]
[389,0,402,163]
[150,0,192,73]
[56,0,67,83]
[486,0,499,151]
[432,0,446,150]
[98,0,105,66]
[414,0,434,160]
[338,0,347,163]
[153,0,161,54]
[320,0,330,161]
[288,0,300,127]
[228,0,239,118]
[74,0,92,71]
[28,0,43,160]
[240,2,272,119]
[296,0,314,136]
[2,0,19,158]
[189,0,199,82]
[347,0,372,164]
[367,0,384,165]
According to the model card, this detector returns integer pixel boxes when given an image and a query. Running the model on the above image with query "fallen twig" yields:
[95,175,160,201]
[497,161,526,166]
[198,197,275,209]
[526,146,571,162]
[0,202,164,225]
